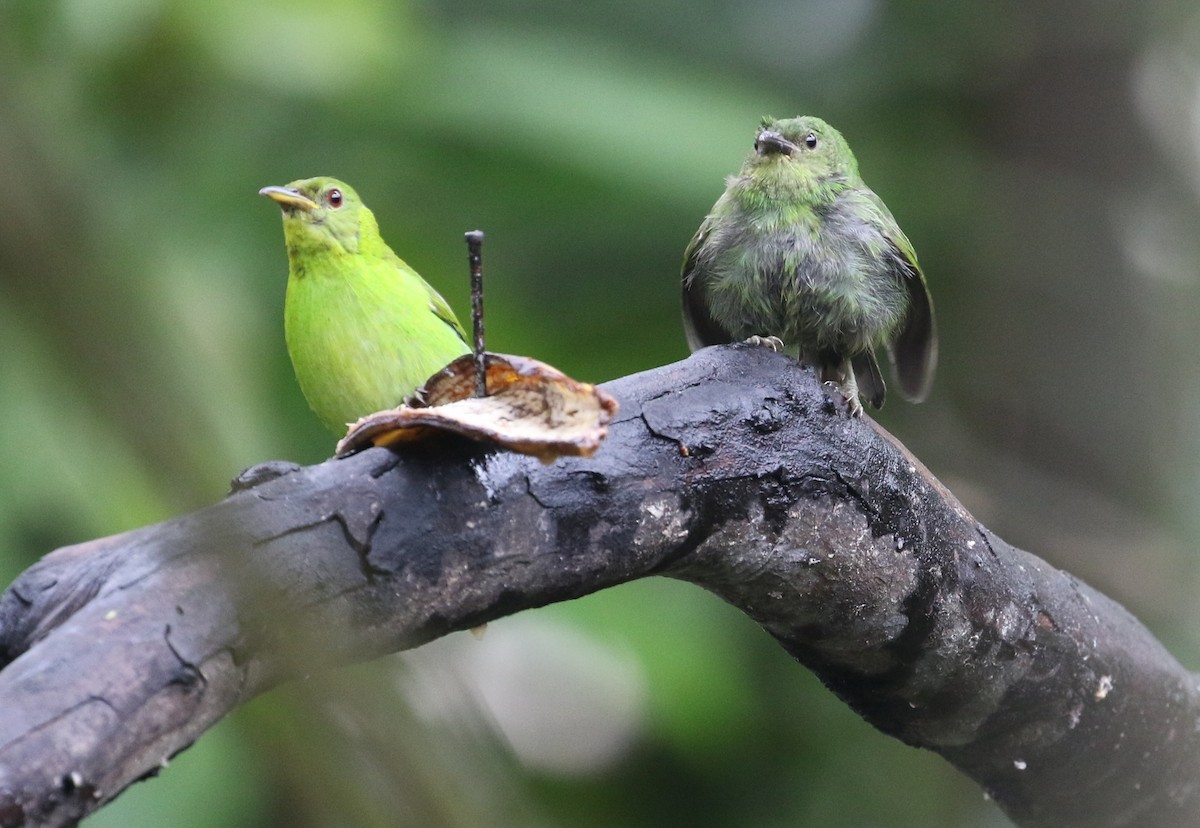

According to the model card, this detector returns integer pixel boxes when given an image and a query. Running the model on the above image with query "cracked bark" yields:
[0,345,1197,827]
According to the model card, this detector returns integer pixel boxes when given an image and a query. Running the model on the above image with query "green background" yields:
[3,1,1199,825]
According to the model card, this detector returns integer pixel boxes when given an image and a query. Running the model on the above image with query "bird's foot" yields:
[819,379,864,418]
[843,391,865,418]
[744,335,785,352]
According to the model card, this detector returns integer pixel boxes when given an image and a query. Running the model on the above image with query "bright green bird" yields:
[682,116,936,415]
[261,177,469,434]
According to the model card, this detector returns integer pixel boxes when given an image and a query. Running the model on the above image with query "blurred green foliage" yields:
[4,0,1200,825]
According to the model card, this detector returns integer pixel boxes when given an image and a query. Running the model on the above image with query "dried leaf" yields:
[336,353,619,462]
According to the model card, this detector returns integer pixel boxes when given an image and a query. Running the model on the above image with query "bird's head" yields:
[259,177,374,255]
[742,116,859,188]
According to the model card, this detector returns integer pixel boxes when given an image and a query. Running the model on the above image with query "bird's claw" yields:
[744,335,785,352]
[820,381,864,418]
[844,393,865,418]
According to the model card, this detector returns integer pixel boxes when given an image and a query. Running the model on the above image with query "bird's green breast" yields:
[284,250,468,433]
[701,181,906,355]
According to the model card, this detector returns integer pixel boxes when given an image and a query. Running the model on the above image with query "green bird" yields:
[681,116,936,415]
[261,177,469,434]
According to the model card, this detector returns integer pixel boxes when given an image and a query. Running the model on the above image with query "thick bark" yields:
[0,346,1195,827]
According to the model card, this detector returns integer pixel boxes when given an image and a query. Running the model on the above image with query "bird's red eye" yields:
[804,132,818,149]
[327,189,343,208]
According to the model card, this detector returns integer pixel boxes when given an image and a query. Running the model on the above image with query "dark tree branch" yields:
[0,346,1195,827]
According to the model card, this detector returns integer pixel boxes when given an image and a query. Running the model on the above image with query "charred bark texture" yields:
[0,346,1196,827]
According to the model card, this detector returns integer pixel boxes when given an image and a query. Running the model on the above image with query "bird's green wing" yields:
[866,191,937,402]
[681,216,736,351]
[427,283,469,345]
[384,248,468,345]
[892,263,936,401]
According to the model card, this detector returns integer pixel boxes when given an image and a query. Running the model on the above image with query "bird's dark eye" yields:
[327,189,344,208]
[804,132,818,149]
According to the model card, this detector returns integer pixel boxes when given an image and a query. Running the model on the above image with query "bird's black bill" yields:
[755,130,798,157]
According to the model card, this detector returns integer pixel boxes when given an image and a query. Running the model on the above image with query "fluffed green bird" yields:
[681,116,936,415]
[261,177,469,434]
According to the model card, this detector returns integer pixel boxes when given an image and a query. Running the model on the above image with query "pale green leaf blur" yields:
[4,1,1199,825]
